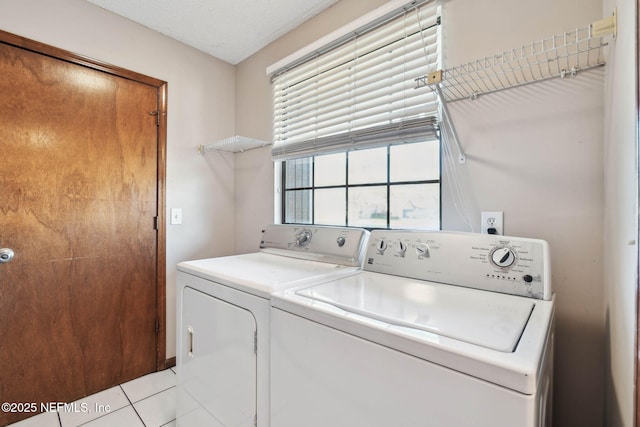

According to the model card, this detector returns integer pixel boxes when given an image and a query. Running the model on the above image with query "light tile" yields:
[121,370,176,403]
[58,386,129,427]
[7,411,60,427]
[79,406,143,427]
[133,387,176,427]
[161,421,176,427]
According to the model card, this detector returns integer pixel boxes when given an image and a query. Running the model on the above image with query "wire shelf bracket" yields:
[197,136,271,154]
[433,77,466,164]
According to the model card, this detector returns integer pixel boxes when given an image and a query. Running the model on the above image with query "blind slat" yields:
[272,117,439,160]
[273,40,438,111]
[273,65,437,128]
[274,28,438,97]
[276,91,438,141]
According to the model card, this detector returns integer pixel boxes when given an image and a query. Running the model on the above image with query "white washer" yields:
[175,225,369,427]
[270,230,555,427]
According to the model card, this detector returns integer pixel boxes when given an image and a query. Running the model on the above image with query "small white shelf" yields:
[198,136,271,154]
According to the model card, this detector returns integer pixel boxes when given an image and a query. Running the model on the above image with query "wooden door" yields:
[0,33,166,426]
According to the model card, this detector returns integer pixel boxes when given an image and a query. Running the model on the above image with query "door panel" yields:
[0,39,160,425]
[177,287,257,427]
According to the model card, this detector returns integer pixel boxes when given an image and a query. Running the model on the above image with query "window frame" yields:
[280,138,442,230]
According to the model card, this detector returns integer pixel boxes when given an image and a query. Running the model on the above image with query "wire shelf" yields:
[197,136,271,154]
[417,24,608,102]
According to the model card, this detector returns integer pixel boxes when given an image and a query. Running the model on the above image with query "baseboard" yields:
[164,356,176,369]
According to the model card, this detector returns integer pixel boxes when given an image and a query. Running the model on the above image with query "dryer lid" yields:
[178,252,360,298]
[295,273,535,352]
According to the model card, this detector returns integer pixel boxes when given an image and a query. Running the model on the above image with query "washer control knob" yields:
[397,241,407,257]
[336,236,346,247]
[295,229,312,247]
[491,247,516,268]
[376,239,388,254]
[523,274,533,283]
[415,243,430,258]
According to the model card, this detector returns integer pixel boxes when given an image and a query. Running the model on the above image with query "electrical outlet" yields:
[481,211,503,235]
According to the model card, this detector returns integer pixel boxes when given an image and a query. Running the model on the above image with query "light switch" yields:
[170,208,183,225]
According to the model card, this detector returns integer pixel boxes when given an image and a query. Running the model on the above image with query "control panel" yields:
[364,230,551,300]
[259,225,369,267]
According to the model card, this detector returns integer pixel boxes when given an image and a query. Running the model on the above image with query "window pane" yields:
[315,153,346,187]
[390,141,439,182]
[285,190,312,224]
[348,147,387,184]
[314,188,346,226]
[348,186,387,228]
[390,184,439,230]
[285,158,312,189]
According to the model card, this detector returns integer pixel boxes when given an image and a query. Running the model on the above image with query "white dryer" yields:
[270,230,555,427]
[175,225,369,427]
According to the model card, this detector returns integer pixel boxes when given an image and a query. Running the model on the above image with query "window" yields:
[270,0,441,229]
[283,140,440,229]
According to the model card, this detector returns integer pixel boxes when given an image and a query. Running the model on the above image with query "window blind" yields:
[271,1,440,160]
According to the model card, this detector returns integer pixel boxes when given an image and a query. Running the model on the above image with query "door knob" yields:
[0,248,15,263]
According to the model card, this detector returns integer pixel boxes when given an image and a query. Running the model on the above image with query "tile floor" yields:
[7,368,177,427]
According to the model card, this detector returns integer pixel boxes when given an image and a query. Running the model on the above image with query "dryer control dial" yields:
[491,247,516,268]
[376,239,388,254]
[295,229,312,247]
[415,243,430,258]
[396,241,407,257]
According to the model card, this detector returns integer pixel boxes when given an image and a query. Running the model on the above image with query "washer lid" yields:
[295,273,534,352]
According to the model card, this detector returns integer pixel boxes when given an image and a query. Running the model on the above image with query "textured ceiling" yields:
[85,0,339,64]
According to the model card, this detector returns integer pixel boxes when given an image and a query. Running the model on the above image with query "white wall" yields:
[602,0,638,425]
[233,53,274,253]
[235,0,606,426]
[0,0,237,359]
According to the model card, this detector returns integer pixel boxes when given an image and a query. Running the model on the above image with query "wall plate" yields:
[481,211,503,235]
[171,208,183,225]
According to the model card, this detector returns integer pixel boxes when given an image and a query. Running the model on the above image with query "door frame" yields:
[0,29,169,370]
[637,0,640,424]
